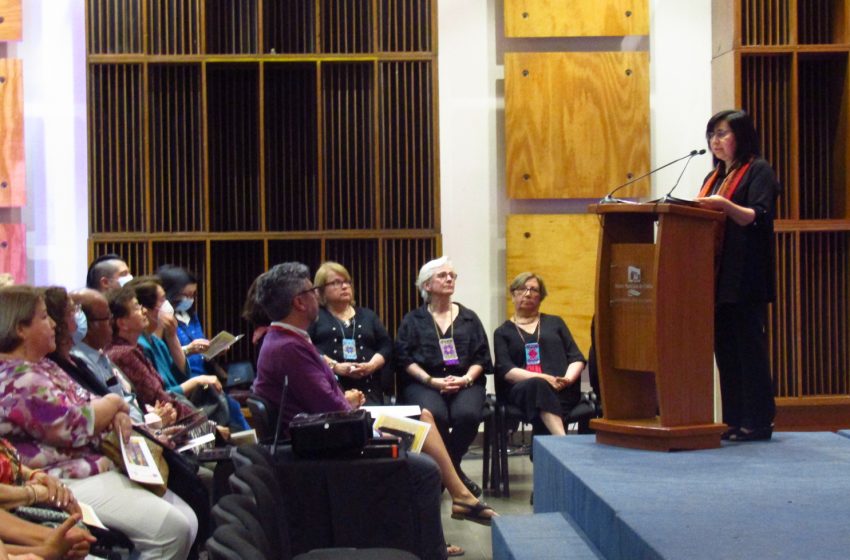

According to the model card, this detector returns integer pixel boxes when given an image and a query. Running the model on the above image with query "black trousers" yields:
[715,302,776,430]
[403,382,485,471]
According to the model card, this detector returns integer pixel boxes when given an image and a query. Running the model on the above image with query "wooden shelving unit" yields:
[85,0,440,363]
[713,0,850,429]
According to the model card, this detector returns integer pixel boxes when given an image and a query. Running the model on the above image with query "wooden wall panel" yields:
[506,52,649,199]
[0,0,22,42]
[505,0,648,38]
[0,223,25,283]
[0,58,24,207]
[506,214,598,355]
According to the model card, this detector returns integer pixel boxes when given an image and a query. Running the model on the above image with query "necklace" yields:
[513,314,540,326]
[330,305,355,325]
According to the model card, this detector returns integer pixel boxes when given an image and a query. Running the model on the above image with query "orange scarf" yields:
[699,160,752,200]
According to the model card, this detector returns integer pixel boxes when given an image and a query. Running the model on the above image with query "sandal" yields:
[728,424,773,442]
[447,544,465,557]
[451,500,497,526]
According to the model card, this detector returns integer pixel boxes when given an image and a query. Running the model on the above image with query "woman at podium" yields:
[493,272,585,436]
[695,110,781,442]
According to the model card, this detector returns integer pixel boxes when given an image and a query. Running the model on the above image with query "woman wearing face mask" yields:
[156,266,211,377]
[156,266,250,431]
[43,287,100,389]
[131,277,244,433]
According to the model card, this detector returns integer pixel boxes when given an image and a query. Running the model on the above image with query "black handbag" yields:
[289,409,372,459]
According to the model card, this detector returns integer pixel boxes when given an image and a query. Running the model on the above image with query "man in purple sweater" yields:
[251,262,449,559]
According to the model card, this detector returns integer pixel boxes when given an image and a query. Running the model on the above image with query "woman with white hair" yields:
[395,257,492,497]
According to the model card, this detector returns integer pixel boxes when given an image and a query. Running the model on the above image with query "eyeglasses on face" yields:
[296,285,321,297]
[708,128,732,141]
[513,286,541,295]
[323,279,352,289]
[434,271,457,281]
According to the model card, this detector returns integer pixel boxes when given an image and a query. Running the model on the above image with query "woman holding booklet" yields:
[0,285,198,559]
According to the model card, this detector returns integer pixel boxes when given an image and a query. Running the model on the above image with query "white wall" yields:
[21,0,713,333]
[9,0,87,288]
[438,0,714,335]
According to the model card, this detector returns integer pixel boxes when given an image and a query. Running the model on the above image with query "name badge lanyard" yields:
[514,318,542,373]
[432,309,460,366]
[334,315,358,361]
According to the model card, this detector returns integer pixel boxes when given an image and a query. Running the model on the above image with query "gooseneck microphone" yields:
[657,149,707,204]
[600,149,706,204]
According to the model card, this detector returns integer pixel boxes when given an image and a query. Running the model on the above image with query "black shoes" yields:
[724,424,774,442]
[459,472,482,498]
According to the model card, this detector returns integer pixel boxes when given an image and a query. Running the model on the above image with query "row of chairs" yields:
[229,361,599,499]
[208,446,419,559]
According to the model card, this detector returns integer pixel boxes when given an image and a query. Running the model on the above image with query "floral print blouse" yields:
[0,358,115,479]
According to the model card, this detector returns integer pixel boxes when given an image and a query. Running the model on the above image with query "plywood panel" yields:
[505,0,648,38]
[506,52,649,200]
[506,214,598,355]
[0,58,24,207]
[0,0,22,42]
[0,223,25,283]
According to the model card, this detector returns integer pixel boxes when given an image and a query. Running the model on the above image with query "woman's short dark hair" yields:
[0,286,42,352]
[106,286,138,337]
[255,262,311,322]
[242,275,270,327]
[509,272,548,301]
[43,286,72,350]
[706,109,761,169]
[128,276,162,310]
[156,264,197,305]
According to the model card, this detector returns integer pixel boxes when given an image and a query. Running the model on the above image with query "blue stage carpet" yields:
[533,432,850,560]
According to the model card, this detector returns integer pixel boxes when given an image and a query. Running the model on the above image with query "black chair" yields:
[245,393,277,443]
[493,391,600,497]
[230,464,419,559]
[225,361,255,390]
[211,493,260,530]
[231,443,274,470]
[206,522,268,560]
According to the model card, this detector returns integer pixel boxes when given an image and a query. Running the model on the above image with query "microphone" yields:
[600,149,706,203]
[656,149,707,204]
[271,375,289,457]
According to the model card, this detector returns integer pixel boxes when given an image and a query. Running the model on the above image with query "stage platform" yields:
[495,432,850,560]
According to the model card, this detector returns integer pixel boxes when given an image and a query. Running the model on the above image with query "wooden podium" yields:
[589,203,727,451]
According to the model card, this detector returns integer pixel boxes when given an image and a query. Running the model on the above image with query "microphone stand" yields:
[655,149,706,205]
[600,149,703,204]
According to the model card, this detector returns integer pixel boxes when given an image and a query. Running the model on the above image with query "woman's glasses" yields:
[512,286,541,295]
[322,279,352,289]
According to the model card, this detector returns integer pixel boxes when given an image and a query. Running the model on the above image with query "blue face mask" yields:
[73,309,88,344]
[174,297,194,313]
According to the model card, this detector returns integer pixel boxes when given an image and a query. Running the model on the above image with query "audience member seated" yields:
[308,261,392,405]
[395,256,491,497]
[156,265,250,430]
[0,437,95,559]
[131,277,233,431]
[69,288,166,425]
[241,275,271,348]
[0,286,197,559]
[104,286,196,420]
[493,272,586,436]
[251,263,496,559]
[85,254,132,293]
